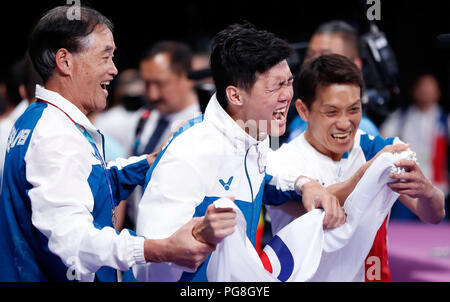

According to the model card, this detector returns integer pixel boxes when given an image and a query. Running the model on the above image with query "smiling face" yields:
[299,83,362,161]
[234,60,294,138]
[71,24,118,114]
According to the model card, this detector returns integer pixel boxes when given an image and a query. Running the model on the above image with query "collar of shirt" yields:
[204,93,270,157]
[35,85,98,134]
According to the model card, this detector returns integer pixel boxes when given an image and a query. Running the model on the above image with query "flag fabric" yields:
[207,150,416,282]
[431,113,448,194]
[255,210,265,255]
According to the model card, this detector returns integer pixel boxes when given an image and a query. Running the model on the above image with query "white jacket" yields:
[134,94,296,282]
[0,85,148,281]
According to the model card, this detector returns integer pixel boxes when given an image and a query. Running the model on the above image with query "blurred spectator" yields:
[189,35,213,84]
[94,69,146,153]
[0,82,7,117]
[124,40,201,230]
[0,59,25,121]
[288,20,379,141]
[0,53,43,187]
[191,51,210,76]
[133,40,200,156]
[381,74,449,220]
[190,48,215,113]
[188,35,215,113]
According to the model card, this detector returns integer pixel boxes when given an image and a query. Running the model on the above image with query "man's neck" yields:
[45,79,88,115]
[226,109,265,141]
[304,130,351,162]
[176,90,199,114]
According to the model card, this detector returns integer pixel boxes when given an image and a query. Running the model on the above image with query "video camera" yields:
[360,23,401,125]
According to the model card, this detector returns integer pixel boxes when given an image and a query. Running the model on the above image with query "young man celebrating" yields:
[133,23,345,282]
[266,54,446,281]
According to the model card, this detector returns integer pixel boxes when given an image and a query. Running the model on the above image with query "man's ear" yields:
[225,85,244,107]
[18,84,27,100]
[295,98,310,121]
[353,57,363,70]
[54,48,73,77]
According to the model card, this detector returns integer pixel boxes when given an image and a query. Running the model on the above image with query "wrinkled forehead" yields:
[255,60,292,84]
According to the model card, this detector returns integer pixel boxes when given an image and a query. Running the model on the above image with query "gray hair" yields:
[29,5,113,83]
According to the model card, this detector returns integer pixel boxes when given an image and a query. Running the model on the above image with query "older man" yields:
[0,5,225,282]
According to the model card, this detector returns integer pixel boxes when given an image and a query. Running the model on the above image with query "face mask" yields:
[122,95,146,111]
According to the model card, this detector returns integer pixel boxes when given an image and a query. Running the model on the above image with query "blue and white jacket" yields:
[0,85,148,282]
[133,94,300,282]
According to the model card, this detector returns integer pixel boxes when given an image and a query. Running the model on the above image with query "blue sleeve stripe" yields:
[263,173,301,205]
[359,134,395,161]
[263,184,301,205]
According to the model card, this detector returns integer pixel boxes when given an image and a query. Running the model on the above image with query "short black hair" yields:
[29,5,113,83]
[314,20,360,59]
[210,22,293,109]
[141,41,192,76]
[297,54,364,109]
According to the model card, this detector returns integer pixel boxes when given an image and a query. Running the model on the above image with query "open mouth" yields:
[100,81,110,96]
[273,106,287,122]
[331,132,351,143]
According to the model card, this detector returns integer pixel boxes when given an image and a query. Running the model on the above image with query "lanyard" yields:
[38,100,117,228]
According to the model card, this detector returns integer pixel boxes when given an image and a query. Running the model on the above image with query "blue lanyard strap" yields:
[38,100,117,228]
[75,124,117,228]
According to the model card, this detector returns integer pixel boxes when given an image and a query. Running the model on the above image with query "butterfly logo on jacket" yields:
[219,176,233,191]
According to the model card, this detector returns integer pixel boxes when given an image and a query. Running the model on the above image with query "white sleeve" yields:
[133,146,206,281]
[264,143,311,234]
[26,128,146,281]
[266,146,305,193]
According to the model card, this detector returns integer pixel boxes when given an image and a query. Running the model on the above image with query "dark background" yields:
[1,0,450,113]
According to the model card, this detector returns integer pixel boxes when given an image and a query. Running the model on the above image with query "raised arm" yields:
[327,143,410,205]
[388,159,446,224]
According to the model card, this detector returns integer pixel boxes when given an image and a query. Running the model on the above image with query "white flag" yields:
[207,150,416,282]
